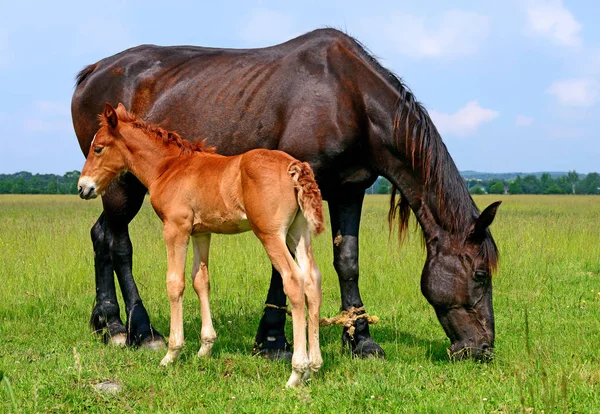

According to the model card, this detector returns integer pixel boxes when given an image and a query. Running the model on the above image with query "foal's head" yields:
[78,103,130,199]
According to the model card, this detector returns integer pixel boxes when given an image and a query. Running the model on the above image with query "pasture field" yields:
[0,194,599,412]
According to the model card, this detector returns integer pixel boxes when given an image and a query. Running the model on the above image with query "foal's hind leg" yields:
[287,216,323,379]
[259,234,308,387]
[191,234,217,358]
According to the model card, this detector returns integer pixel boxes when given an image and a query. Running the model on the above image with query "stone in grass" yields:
[94,381,122,395]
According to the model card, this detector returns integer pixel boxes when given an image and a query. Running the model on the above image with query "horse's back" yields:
[72,29,374,195]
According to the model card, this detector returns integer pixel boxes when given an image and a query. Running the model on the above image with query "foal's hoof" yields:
[255,348,293,361]
[352,338,386,359]
[160,353,176,366]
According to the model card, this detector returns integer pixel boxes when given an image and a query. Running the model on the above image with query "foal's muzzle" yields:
[77,176,98,199]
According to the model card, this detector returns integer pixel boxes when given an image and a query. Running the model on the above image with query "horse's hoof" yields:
[108,333,127,346]
[352,338,386,359]
[256,348,293,361]
[141,337,167,350]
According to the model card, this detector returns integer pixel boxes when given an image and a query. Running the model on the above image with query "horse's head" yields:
[78,103,128,199]
[420,201,501,361]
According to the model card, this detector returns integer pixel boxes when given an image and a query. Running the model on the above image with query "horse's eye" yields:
[475,270,488,280]
[93,146,104,154]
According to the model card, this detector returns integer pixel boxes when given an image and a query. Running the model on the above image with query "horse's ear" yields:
[470,201,501,242]
[104,103,118,129]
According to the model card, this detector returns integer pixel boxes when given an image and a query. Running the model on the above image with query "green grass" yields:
[1,194,599,412]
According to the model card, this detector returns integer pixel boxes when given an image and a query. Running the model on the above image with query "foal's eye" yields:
[93,146,104,154]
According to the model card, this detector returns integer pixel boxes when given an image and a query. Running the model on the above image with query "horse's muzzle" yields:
[449,341,493,361]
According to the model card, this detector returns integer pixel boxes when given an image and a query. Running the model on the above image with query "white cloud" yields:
[516,115,534,126]
[361,9,490,59]
[23,118,72,133]
[76,17,134,57]
[34,100,71,117]
[0,29,8,67]
[429,101,499,137]
[22,100,72,133]
[546,78,599,107]
[526,0,582,47]
[239,9,298,46]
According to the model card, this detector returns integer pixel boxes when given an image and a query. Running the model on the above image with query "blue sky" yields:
[1,0,598,174]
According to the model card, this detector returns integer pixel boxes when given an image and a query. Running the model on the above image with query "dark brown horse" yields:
[71,28,500,360]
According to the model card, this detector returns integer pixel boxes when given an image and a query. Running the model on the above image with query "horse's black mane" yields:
[340,30,498,270]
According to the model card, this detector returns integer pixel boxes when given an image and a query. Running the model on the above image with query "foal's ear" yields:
[104,103,118,129]
[116,103,127,114]
[470,201,502,242]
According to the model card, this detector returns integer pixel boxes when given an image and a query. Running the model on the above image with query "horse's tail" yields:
[288,161,325,235]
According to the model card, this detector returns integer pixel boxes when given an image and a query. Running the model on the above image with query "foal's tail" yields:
[288,161,325,235]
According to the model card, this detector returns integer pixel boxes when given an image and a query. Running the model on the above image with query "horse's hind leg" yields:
[191,234,217,358]
[253,267,291,360]
[101,174,165,349]
[259,234,308,387]
[287,216,323,378]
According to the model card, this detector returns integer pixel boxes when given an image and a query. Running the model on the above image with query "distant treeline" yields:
[1,170,599,195]
[367,171,600,195]
[0,171,80,194]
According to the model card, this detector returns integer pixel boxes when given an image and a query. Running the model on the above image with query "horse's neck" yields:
[364,80,473,238]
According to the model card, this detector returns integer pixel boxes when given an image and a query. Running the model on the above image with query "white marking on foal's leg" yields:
[197,331,217,358]
[191,234,217,358]
[160,264,187,365]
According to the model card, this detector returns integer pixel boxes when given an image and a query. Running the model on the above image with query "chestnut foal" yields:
[78,103,324,387]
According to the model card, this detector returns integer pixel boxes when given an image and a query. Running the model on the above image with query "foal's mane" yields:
[344,32,498,270]
[100,109,216,155]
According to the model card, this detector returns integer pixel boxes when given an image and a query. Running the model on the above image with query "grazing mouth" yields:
[448,343,494,361]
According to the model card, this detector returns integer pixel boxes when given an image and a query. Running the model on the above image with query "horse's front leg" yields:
[160,222,191,365]
[329,192,385,358]
[191,234,217,357]
[89,212,127,345]
[101,174,165,349]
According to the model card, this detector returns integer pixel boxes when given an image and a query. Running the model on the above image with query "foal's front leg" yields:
[191,234,217,357]
[160,222,190,366]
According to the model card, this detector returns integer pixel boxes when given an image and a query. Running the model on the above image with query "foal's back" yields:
[150,149,299,236]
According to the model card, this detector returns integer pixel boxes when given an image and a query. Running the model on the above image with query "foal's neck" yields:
[120,127,196,189]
